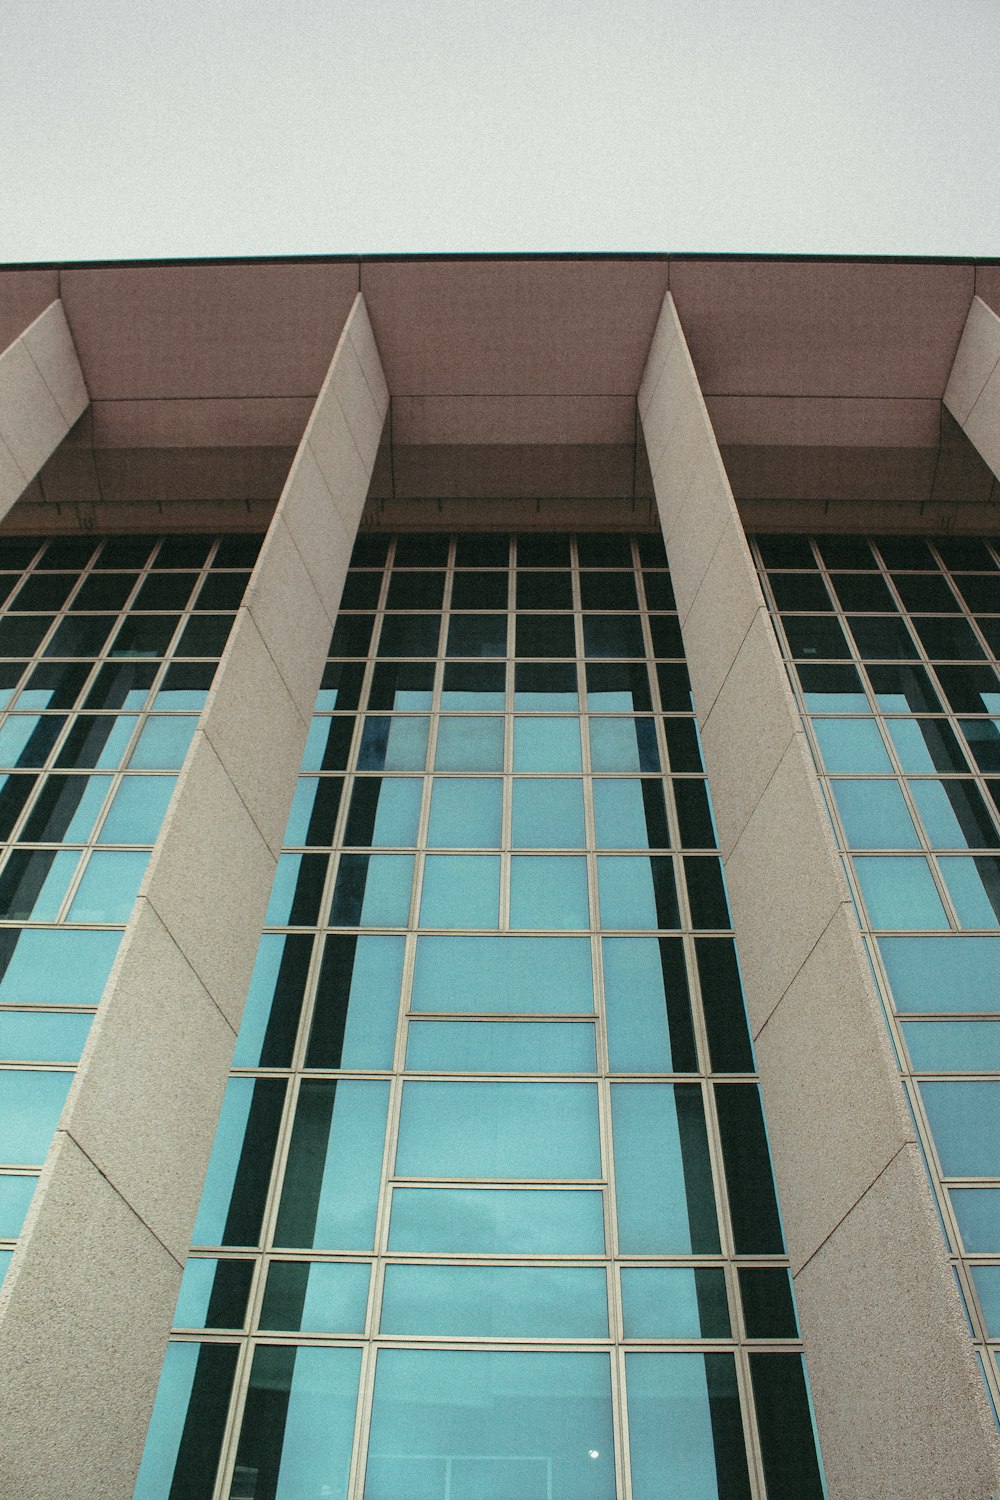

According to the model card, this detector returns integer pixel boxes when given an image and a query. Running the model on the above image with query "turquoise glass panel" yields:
[67,849,149,922]
[275,1080,390,1250]
[511,778,586,848]
[920,1081,1000,1175]
[620,1267,730,1339]
[380,1263,608,1337]
[233,933,311,1068]
[396,1080,601,1179]
[509,856,590,929]
[364,1349,615,1500]
[812,718,892,773]
[0,1069,72,1164]
[405,1020,596,1073]
[597,856,677,929]
[33,774,111,841]
[0,849,78,920]
[307,935,405,1070]
[513,717,582,771]
[972,1266,1000,1336]
[626,1352,751,1500]
[192,1077,284,1245]
[128,715,198,769]
[887,718,964,772]
[588,717,651,771]
[0,928,120,1004]
[427,778,502,847]
[366,778,423,847]
[951,1189,1000,1252]
[910,780,992,849]
[0,1172,36,1234]
[879,936,1000,1011]
[172,1258,253,1329]
[603,937,697,1073]
[903,1021,1000,1072]
[97,775,176,844]
[259,1260,370,1332]
[133,1342,238,1500]
[593,779,656,848]
[283,777,322,844]
[420,854,500,928]
[411,935,594,1012]
[830,780,919,849]
[388,1186,606,1254]
[854,856,948,929]
[612,1084,720,1252]
[60,714,138,769]
[434,718,504,771]
[381,717,431,771]
[330,853,415,927]
[233,1345,361,1500]
[0,1010,92,1063]
[941,857,1000,929]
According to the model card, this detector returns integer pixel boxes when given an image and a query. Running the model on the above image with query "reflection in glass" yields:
[626,1352,751,1500]
[380,1263,608,1337]
[396,1080,601,1179]
[388,1186,606,1254]
[232,1345,361,1500]
[612,1084,720,1253]
[411,935,594,1012]
[274,1080,389,1248]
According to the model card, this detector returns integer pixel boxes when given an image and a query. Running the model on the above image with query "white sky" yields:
[1,0,998,262]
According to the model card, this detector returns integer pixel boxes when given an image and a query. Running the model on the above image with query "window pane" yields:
[0,1010,92,1063]
[396,1080,601,1179]
[21,774,112,843]
[951,1189,1000,1253]
[812,718,892,773]
[612,1084,720,1253]
[830,779,919,848]
[133,1342,238,1500]
[597,856,678,929]
[173,1258,253,1330]
[510,856,590,929]
[854,856,948,929]
[940,857,1000,928]
[428,778,502,847]
[129,715,198,769]
[274,1080,390,1249]
[621,1267,730,1339]
[921,1081,1000,1175]
[626,1352,751,1500]
[343,778,423,848]
[330,854,414,927]
[435,717,504,771]
[97,776,176,844]
[0,1173,37,1236]
[749,1354,826,1500]
[513,717,582,771]
[232,1345,361,1500]
[411,935,594,1013]
[388,1186,606,1254]
[406,1020,596,1073]
[67,849,149,922]
[0,927,120,1005]
[0,1070,72,1163]
[305,935,405,1070]
[903,1021,1000,1072]
[380,1264,608,1337]
[259,1261,370,1333]
[192,1079,285,1245]
[715,1084,784,1253]
[589,716,659,772]
[879,935,1000,1011]
[364,1349,615,1500]
[512,778,586,848]
[440,663,505,709]
[593,779,670,849]
[420,854,500,928]
[603,937,697,1073]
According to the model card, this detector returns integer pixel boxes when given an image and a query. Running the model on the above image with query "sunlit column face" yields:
[138,532,825,1500]
[758,531,1000,1413]
[0,532,259,1279]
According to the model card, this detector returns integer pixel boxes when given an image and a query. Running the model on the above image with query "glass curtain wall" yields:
[138,531,825,1500]
[755,533,1000,1415]
[0,532,260,1282]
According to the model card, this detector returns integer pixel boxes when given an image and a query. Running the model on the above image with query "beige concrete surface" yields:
[642,288,1000,1499]
[0,301,88,516]
[0,292,387,1500]
[945,296,1000,426]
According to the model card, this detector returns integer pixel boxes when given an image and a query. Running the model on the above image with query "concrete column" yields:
[640,291,1000,1500]
[944,295,1000,480]
[0,300,89,516]
[0,294,388,1499]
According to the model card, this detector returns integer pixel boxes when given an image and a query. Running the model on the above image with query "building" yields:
[0,255,999,1500]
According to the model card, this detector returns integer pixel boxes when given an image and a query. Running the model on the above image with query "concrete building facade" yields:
[0,255,999,1499]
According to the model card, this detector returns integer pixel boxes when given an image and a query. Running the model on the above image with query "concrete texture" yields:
[945,297,1000,427]
[642,287,1000,1499]
[0,291,387,1500]
[0,301,88,515]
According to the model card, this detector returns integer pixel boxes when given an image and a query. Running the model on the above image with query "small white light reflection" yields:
[588,1450,600,1460]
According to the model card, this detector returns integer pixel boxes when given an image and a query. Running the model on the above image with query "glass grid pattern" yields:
[754,532,1000,1414]
[0,533,260,1266]
[138,533,825,1500]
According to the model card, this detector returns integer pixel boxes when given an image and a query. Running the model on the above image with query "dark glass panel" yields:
[156,662,217,708]
[586,662,652,712]
[782,616,850,660]
[54,715,128,769]
[38,538,96,569]
[450,572,508,609]
[912,615,985,661]
[0,617,53,656]
[133,572,198,610]
[935,665,1000,714]
[393,535,449,567]
[308,717,355,772]
[155,537,212,568]
[516,615,576,658]
[847,615,919,660]
[218,1080,286,1246]
[695,939,754,1072]
[97,536,157,568]
[244,934,313,1068]
[20,775,102,842]
[656,663,694,711]
[757,537,814,568]
[516,570,573,610]
[739,1267,799,1338]
[69,572,138,610]
[663,717,704,772]
[3,715,65,767]
[214,535,263,568]
[386,570,446,610]
[955,575,1000,613]
[276,853,327,925]
[816,537,875,569]
[892,573,961,612]
[963,721,1000,773]
[446,615,507,658]
[194,1261,254,1330]
[377,615,440,657]
[10,572,77,611]
[21,662,90,709]
[85,662,156,709]
[110,615,179,658]
[338,571,382,610]
[298,777,344,847]
[577,533,632,567]
[0,539,44,568]
[175,614,233,657]
[515,534,571,568]
[0,849,62,918]
[579,571,639,611]
[642,571,675,610]
[749,1354,825,1500]
[367,661,433,711]
[673,780,717,848]
[769,572,832,611]
[44,615,115,658]
[454,534,509,567]
[583,615,645,658]
[636,533,668,568]
[0,774,34,839]
[715,1084,784,1252]
[936,539,997,570]
[0,575,18,607]
[153,1343,238,1499]
[515,663,579,707]
[867,663,942,713]
[684,857,730,928]
[193,571,250,610]
[829,573,896,612]
[441,662,505,708]
[977,618,1000,658]
[348,534,390,568]
[328,614,375,657]
[874,537,936,569]
[648,615,684,657]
